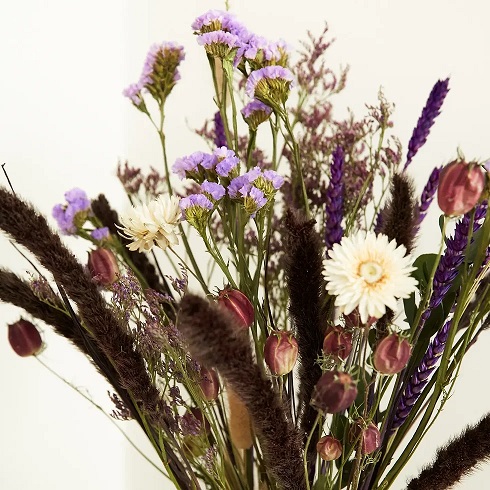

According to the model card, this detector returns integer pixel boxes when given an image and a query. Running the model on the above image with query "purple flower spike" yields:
[325,146,344,250]
[415,202,487,336]
[404,78,450,170]
[417,166,442,225]
[213,112,227,148]
[392,320,451,429]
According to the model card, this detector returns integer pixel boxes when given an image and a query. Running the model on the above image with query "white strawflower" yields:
[119,195,181,252]
[323,231,418,324]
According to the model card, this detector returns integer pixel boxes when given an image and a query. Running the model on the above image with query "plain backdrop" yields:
[1,1,490,489]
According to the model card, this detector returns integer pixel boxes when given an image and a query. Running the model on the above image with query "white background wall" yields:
[1,1,490,489]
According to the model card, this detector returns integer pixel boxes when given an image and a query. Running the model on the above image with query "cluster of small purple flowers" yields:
[123,42,185,107]
[52,188,91,235]
[192,10,295,110]
[173,144,284,225]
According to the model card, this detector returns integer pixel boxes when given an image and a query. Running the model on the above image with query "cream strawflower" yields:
[119,195,181,252]
[323,231,418,324]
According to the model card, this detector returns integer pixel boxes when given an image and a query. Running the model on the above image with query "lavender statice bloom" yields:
[417,166,442,225]
[52,188,91,235]
[415,202,487,335]
[197,30,242,59]
[238,35,291,68]
[392,320,451,429]
[180,194,214,211]
[245,66,295,104]
[324,146,344,250]
[241,99,272,118]
[404,78,450,170]
[213,112,227,148]
[243,186,267,217]
[214,147,240,176]
[201,180,226,200]
[122,83,144,106]
[172,151,216,179]
[263,169,284,189]
[228,167,262,197]
[192,9,246,36]
[91,227,109,241]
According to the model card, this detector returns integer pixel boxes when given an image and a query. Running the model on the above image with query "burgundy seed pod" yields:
[316,435,342,461]
[8,319,43,357]
[199,367,220,401]
[323,326,353,360]
[437,160,485,216]
[373,333,411,375]
[87,248,119,286]
[350,420,381,455]
[264,330,299,375]
[216,288,254,329]
[311,370,357,414]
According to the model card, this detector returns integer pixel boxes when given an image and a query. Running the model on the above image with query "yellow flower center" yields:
[359,261,383,284]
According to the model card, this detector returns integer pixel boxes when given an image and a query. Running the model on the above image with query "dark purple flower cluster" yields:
[117,161,167,197]
[213,112,227,148]
[324,146,344,250]
[52,188,91,235]
[392,320,451,429]
[404,78,450,170]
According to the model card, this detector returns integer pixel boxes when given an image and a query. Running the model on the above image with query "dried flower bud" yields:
[373,333,411,375]
[323,326,353,360]
[350,420,380,455]
[437,160,485,216]
[316,435,342,461]
[216,288,254,329]
[87,248,119,286]
[264,330,298,375]
[311,370,357,414]
[8,319,42,357]
[199,367,220,401]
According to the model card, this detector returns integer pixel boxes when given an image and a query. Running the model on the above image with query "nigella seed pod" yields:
[323,326,353,360]
[350,420,381,455]
[373,333,411,375]
[311,370,357,414]
[437,160,485,216]
[8,319,43,357]
[316,435,342,461]
[87,248,119,286]
[199,367,220,401]
[216,288,254,329]
[264,330,299,375]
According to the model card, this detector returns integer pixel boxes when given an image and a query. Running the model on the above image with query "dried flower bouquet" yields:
[2,8,490,490]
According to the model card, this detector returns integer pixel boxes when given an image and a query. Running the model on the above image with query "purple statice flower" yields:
[417,166,442,225]
[201,180,226,200]
[245,66,295,98]
[392,320,451,429]
[404,78,450,170]
[228,167,262,198]
[415,202,487,336]
[192,9,248,37]
[241,99,272,119]
[263,169,284,190]
[172,151,217,179]
[126,42,184,105]
[52,188,91,235]
[324,146,344,250]
[238,34,291,68]
[213,112,227,148]
[91,227,109,241]
[197,31,242,59]
[179,194,214,211]
[122,83,144,107]
[214,147,240,176]
[243,186,267,217]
